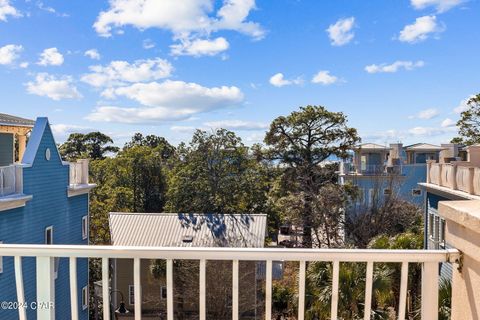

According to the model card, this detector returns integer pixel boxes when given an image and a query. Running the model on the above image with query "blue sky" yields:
[0,0,479,146]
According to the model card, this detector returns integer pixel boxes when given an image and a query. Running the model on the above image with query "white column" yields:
[36,257,55,320]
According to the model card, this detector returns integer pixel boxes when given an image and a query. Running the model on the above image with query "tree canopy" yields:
[59,132,119,161]
[452,94,480,145]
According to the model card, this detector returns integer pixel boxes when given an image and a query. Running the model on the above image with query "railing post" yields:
[467,167,475,194]
[451,163,458,190]
[421,262,438,320]
[36,256,55,320]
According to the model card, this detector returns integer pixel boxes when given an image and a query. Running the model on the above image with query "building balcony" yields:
[0,244,461,320]
[339,163,403,176]
[0,164,32,211]
[68,160,96,197]
[424,157,480,199]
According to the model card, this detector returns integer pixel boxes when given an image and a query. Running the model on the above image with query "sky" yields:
[0,0,479,147]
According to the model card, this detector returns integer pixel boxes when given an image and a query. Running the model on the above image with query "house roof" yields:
[0,113,35,127]
[109,213,267,248]
[355,143,391,150]
[404,143,445,151]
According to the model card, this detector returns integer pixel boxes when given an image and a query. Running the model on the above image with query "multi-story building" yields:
[339,142,450,208]
[0,114,95,319]
[419,144,480,278]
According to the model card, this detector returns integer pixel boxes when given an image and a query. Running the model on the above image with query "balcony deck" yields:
[0,244,460,320]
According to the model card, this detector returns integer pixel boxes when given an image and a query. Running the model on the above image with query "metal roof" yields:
[0,113,35,127]
[355,143,391,150]
[109,213,267,248]
[404,143,445,151]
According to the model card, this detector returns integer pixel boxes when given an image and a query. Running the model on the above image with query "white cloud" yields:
[0,44,23,65]
[37,47,64,66]
[204,120,268,130]
[170,37,229,56]
[81,58,173,87]
[269,73,302,87]
[143,39,155,49]
[0,0,21,21]
[398,15,443,43]
[441,118,456,128]
[409,108,440,119]
[170,125,197,133]
[84,49,101,60]
[86,80,244,123]
[19,61,29,68]
[311,70,338,85]
[25,73,82,100]
[51,124,91,137]
[454,94,475,113]
[93,0,264,56]
[365,60,425,73]
[411,0,463,13]
[408,126,455,136]
[326,17,355,46]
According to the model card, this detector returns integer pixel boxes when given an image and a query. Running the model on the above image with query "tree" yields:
[124,133,176,159]
[452,94,480,145]
[345,174,423,248]
[59,132,119,161]
[265,105,360,247]
[165,129,272,215]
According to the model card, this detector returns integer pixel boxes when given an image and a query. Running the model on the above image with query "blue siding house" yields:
[339,142,450,208]
[0,115,95,319]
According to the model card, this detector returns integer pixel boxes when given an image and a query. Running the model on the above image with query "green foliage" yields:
[165,129,273,214]
[265,105,360,247]
[59,132,119,161]
[452,94,480,145]
[306,262,393,319]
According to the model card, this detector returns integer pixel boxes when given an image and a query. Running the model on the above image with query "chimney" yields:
[389,143,403,165]
[467,144,480,166]
[440,143,459,163]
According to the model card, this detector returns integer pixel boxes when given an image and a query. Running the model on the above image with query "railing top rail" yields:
[0,244,459,263]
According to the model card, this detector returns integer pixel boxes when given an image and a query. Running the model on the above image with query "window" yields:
[82,216,88,240]
[428,213,434,240]
[383,189,392,195]
[0,241,3,274]
[440,219,446,248]
[45,226,53,245]
[356,188,364,204]
[412,189,422,197]
[161,286,167,300]
[129,285,135,305]
[82,286,88,310]
[368,189,375,206]
[45,226,59,279]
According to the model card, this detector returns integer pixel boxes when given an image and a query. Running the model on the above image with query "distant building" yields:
[419,144,480,278]
[339,142,452,208]
[0,115,95,320]
[109,212,269,319]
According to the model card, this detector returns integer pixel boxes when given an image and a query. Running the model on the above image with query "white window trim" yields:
[82,216,88,240]
[45,226,53,244]
[0,241,3,274]
[129,285,135,305]
[82,286,88,310]
[412,188,422,197]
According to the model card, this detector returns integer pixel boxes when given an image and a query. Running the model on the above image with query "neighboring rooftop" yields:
[109,212,267,248]
[355,143,391,150]
[0,113,35,128]
[404,143,444,151]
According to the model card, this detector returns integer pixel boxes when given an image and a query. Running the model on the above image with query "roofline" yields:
[109,212,267,217]
[0,122,35,128]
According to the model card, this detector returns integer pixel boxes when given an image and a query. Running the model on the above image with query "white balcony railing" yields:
[0,244,459,320]
[340,163,402,176]
[0,165,16,197]
[69,160,89,187]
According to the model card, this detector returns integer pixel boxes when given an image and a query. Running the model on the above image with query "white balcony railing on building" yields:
[0,165,16,197]
[0,244,459,320]
[69,160,89,187]
[340,163,402,176]
[427,161,480,196]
